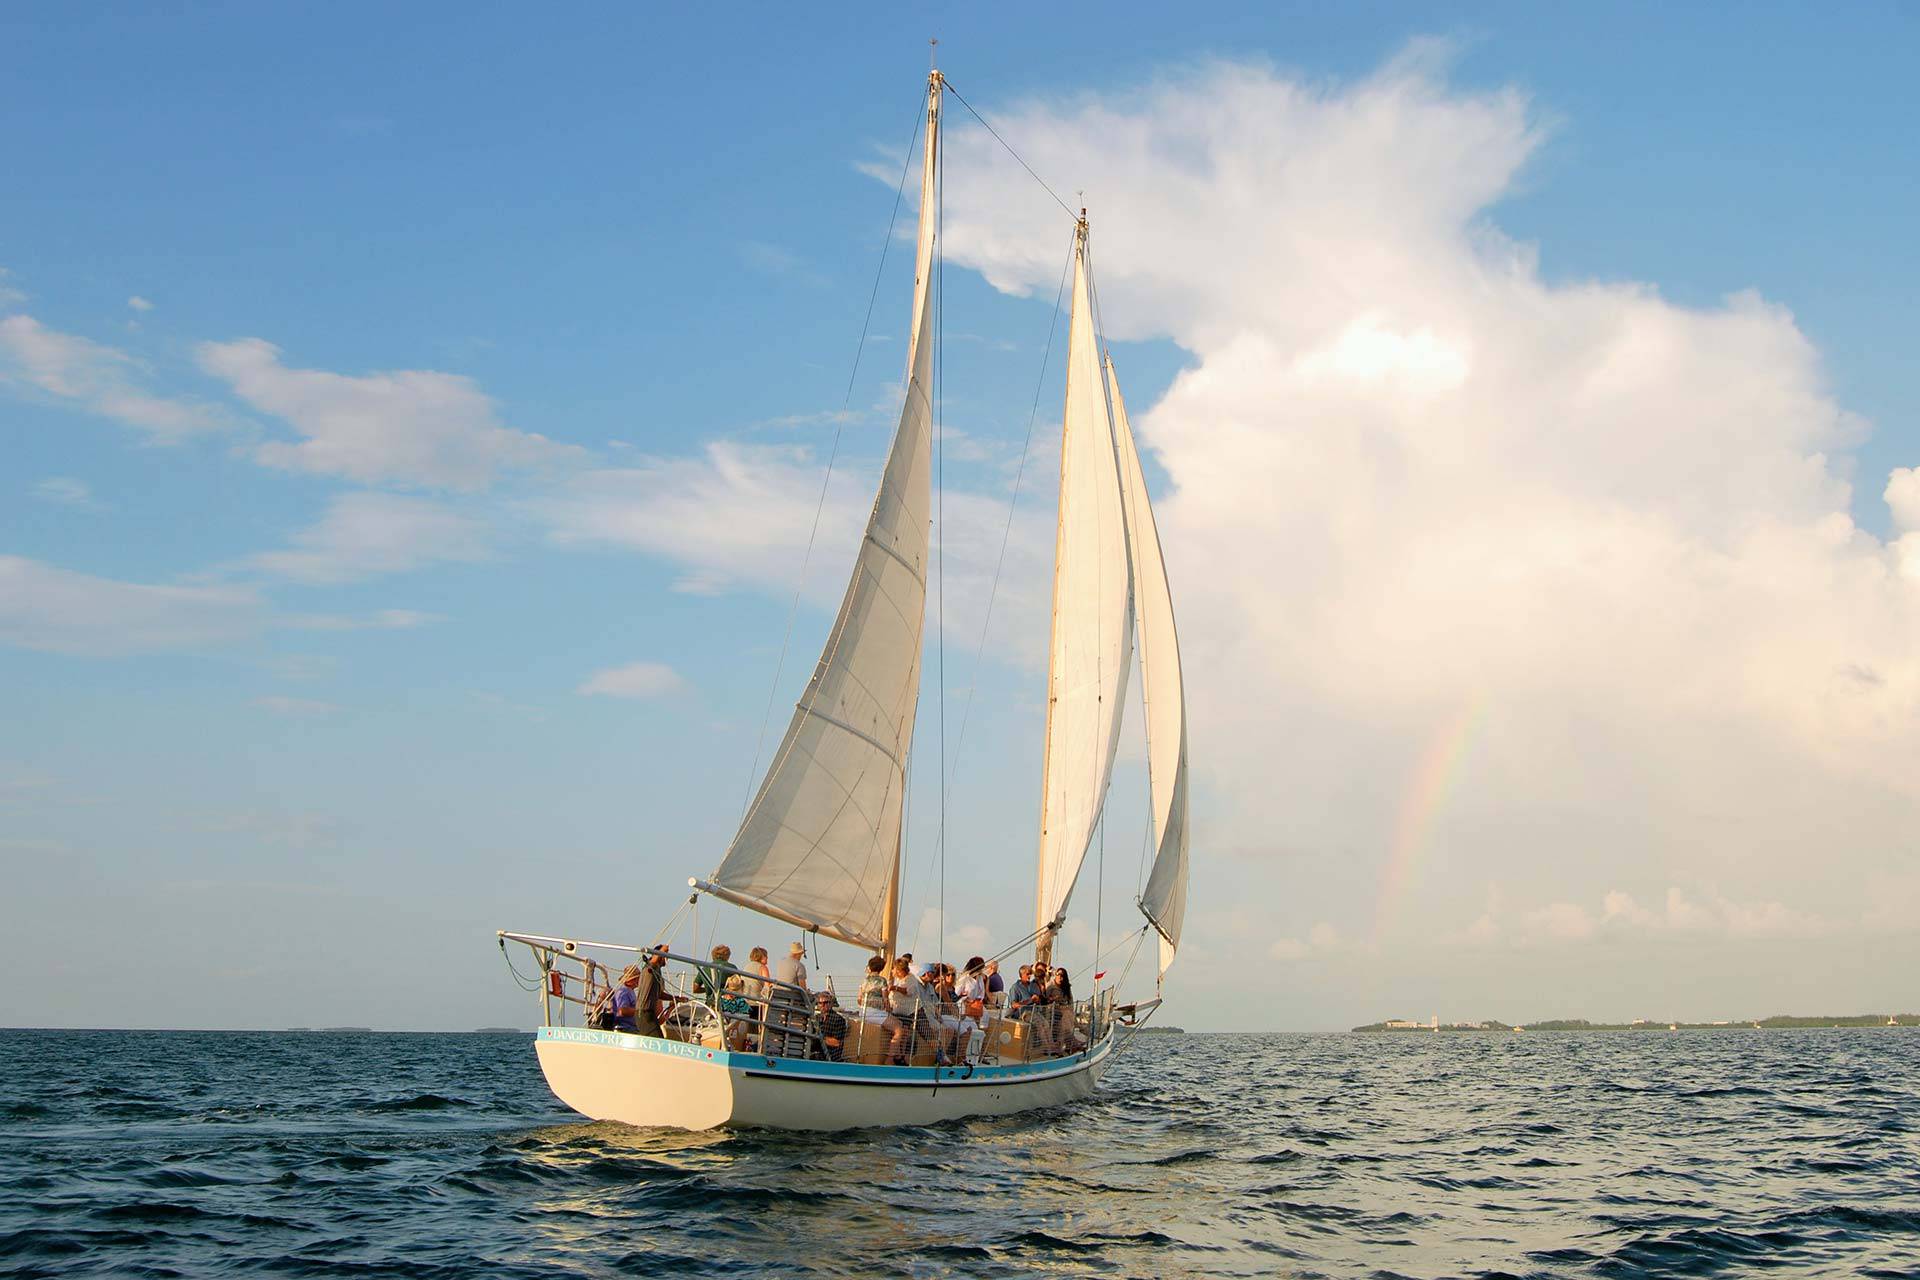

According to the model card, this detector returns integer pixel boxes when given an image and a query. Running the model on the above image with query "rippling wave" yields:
[3,1028,1917,1277]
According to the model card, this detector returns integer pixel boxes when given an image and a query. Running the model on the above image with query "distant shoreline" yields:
[1355,1014,1919,1032]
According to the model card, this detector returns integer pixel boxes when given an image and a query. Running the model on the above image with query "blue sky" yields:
[5,3,1919,1030]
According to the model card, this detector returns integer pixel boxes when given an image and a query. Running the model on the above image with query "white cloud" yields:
[919,50,1920,1011]
[1456,886,1830,949]
[252,695,337,717]
[0,314,227,439]
[1884,467,1920,531]
[1523,901,1597,942]
[282,608,439,632]
[261,653,337,682]
[197,338,578,490]
[577,661,685,699]
[31,477,101,510]
[127,295,154,312]
[907,907,992,960]
[1269,921,1344,960]
[0,267,25,309]
[738,240,828,286]
[246,491,487,584]
[0,556,264,655]
[534,442,869,598]
[534,441,1054,662]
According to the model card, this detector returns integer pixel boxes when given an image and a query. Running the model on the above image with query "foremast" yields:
[1033,215,1136,973]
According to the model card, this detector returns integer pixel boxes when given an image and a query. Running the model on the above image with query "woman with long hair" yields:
[1046,966,1083,1053]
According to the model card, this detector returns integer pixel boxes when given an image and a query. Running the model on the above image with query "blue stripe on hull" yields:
[535,1025,1110,1088]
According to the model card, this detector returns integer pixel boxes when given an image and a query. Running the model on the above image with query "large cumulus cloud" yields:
[935,48,1920,1022]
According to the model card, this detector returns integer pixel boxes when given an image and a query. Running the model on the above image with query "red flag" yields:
[1093,970,1107,980]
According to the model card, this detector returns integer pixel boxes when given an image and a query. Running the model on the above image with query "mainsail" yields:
[1034,224,1135,951]
[698,73,942,950]
[1110,355,1189,976]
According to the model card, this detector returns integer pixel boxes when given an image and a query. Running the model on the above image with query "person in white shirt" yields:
[886,956,923,1065]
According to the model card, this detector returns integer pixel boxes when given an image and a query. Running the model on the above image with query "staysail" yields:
[1110,355,1189,976]
[698,73,942,950]
[1034,223,1135,952]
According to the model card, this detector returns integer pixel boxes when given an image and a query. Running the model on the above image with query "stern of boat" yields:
[534,1026,738,1129]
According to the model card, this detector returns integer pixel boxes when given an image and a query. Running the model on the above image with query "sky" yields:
[4,3,1918,1032]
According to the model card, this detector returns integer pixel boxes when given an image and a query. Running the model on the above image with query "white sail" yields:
[1034,225,1135,946]
[1110,355,1189,976]
[701,75,942,950]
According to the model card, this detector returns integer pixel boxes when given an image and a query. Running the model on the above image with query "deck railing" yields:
[499,930,1111,1066]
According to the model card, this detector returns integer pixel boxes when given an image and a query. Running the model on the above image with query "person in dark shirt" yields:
[810,992,849,1061]
[1007,963,1052,1055]
[984,959,1006,1008]
[631,946,670,1038]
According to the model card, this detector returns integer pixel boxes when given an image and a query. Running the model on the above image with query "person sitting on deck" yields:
[928,966,963,1059]
[952,959,988,1062]
[605,964,643,1033]
[886,956,928,1066]
[983,959,1005,1008]
[719,974,754,1051]
[957,957,988,1011]
[746,946,773,1050]
[694,944,733,1005]
[857,955,903,1043]
[809,992,848,1061]
[1008,964,1052,1055]
[1046,966,1083,1053]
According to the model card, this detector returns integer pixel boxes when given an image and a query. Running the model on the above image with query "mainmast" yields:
[698,66,941,954]
[881,65,943,961]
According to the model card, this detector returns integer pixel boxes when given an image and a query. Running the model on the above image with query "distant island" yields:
[1133,1025,1185,1034]
[1355,1014,1919,1032]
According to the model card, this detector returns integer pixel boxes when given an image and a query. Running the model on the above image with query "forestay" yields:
[1034,227,1135,942]
[1110,356,1189,976]
[703,78,942,949]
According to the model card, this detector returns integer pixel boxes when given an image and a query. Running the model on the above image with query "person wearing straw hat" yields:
[762,941,811,1057]
[774,940,810,996]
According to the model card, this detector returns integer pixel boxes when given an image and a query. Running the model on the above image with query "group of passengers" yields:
[591,941,1086,1064]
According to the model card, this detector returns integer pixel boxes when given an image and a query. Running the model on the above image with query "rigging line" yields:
[1135,820,1151,897]
[986,925,1047,966]
[1095,809,1104,987]
[895,229,1074,960]
[936,100,947,972]
[1081,921,1151,973]
[940,227,1077,810]
[942,78,1079,222]
[1112,922,1148,989]
[736,93,925,824]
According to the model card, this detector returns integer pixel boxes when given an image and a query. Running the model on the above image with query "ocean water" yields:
[2,1029,1916,1278]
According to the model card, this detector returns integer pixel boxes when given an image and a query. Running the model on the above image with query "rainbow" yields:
[1374,697,1487,942]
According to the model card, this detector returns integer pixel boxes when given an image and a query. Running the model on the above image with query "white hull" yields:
[533,1026,1115,1131]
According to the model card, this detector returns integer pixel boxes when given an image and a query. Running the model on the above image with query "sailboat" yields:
[499,64,1189,1131]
